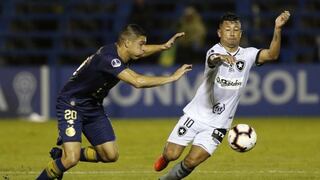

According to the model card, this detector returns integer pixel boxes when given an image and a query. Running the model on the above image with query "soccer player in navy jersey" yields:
[36,24,192,180]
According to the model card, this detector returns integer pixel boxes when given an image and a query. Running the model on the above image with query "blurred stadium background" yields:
[0,0,319,179]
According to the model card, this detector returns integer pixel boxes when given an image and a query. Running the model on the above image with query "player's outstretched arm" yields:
[257,11,290,64]
[141,32,185,57]
[117,64,192,88]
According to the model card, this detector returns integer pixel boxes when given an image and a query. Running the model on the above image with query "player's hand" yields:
[162,32,185,50]
[275,11,290,29]
[172,64,192,80]
[212,53,236,65]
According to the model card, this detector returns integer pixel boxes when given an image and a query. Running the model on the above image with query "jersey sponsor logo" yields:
[236,60,245,71]
[211,128,226,143]
[111,58,121,68]
[215,76,243,89]
[212,102,225,114]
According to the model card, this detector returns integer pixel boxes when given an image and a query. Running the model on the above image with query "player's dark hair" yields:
[219,12,240,27]
[117,24,146,45]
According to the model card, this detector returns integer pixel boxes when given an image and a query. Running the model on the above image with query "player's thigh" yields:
[167,114,198,147]
[82,108,116,146]
[56,98,83,145]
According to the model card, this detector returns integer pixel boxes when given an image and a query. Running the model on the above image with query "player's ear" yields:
[217,29,221,38]
[124,39,131,48]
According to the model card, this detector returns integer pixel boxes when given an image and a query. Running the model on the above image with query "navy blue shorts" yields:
[56,97,115,146]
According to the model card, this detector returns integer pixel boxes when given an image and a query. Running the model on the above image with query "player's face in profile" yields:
[218,21,242,48]
[128,36,146,60]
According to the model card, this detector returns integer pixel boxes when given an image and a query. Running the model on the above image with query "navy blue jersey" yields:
[59,44,127,103]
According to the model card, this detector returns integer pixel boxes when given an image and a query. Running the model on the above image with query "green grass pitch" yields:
[0,117,319,180]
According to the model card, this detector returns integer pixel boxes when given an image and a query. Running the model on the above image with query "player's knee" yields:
[109,153,119,162]
[183,156,200,169]
[164,148,180,161]
[99,150,119,163]
[62,152,80,168]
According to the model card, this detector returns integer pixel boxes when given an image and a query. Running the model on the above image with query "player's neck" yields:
[116,43,130,63]
[219,42,239,53]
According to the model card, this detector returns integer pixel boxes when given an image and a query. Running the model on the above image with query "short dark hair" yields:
[219,12,240,26]
[117,24,146,45]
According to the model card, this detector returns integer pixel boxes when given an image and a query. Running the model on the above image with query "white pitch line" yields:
[196,170,320,174]
[0,170,319,175]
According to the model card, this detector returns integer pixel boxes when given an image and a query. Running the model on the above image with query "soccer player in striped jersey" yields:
[154,11,290,180]
[36,24,192,180]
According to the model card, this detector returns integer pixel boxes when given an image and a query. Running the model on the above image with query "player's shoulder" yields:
[97,44,123,65]
[238,46,261,59]
[206,43,222,55]
[240,46,259,53]
[96,44,125,68]
[97,44,118,57]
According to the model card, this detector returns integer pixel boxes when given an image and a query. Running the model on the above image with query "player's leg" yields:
[49,145,110,163]
[184,145,210,168]
[48,131,117,163]
[81,111,119,163]
[61,142,81,168]
[94,141,119,162]
[159,145,210,180]
[48,115,118,163]
[37,100,83,179]
[159,124,227,180]
[154,142,185,171]
[154,115,197,171]
[37,142,81,180]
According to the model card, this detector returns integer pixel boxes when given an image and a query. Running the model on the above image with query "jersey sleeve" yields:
[247,47,262,67]
[99,55,127,76]
[206,47,221,69]
[254,49,263,66]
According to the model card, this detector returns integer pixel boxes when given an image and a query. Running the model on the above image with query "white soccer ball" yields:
[227,124,257,152]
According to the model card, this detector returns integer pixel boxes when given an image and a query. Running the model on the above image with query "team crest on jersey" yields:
[177,126,187,136]
[65,126,76,137]
[235,60,245,71]
[111,58,121,67]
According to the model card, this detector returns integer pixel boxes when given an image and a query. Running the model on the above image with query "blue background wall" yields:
[1,64,318,118]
